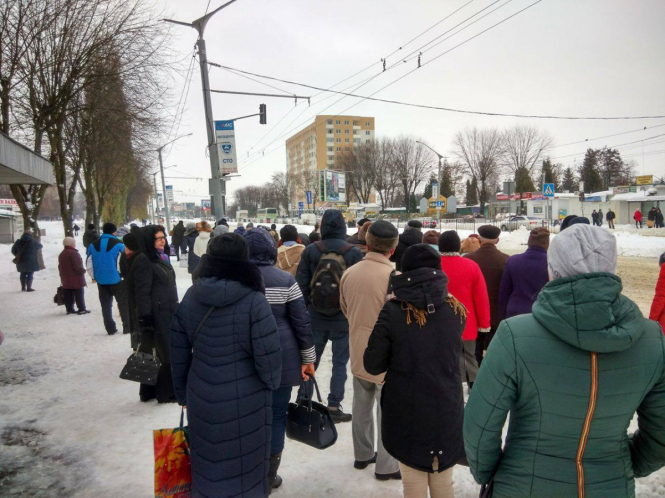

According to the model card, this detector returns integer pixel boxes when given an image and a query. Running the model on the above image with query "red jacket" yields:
[440,254,491,340]
[634,210,643,221]
[58,246,87,289]
[649,263,665,333]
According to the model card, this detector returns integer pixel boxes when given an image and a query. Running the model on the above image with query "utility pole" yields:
[164,0,239,222]
[156,134,191,234]
[417,141,448,231]
[152,173,160,225]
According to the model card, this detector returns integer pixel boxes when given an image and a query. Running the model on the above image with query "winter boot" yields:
[26,275,34,292]
[268,452,283,494]
[328,405,352,423]
[20,274,26,291]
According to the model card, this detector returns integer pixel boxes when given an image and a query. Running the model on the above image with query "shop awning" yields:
[610,192,665,202]
[0,132,54,185]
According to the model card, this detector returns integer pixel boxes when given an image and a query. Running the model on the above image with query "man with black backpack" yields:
[296,209,364,423]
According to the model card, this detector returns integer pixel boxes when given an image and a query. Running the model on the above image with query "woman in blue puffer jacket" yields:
[245,227,315,493]
[170,233,282,498]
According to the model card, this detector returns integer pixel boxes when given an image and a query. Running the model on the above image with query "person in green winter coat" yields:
[464,223,665,498]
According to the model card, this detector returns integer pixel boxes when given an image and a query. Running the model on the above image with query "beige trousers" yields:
[399,458,455,498]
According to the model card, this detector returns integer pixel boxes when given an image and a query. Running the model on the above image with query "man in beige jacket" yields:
[340,220,401,481]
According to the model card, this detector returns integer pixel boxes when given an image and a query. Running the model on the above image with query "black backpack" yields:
[310,241,353,316]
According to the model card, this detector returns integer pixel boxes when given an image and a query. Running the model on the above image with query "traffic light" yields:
[259,104,266,125]
[579,191,585,202]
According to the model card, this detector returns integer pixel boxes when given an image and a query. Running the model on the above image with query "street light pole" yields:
[156,134,192,234]
[152,173,160,225]
[416,141,448,231]
[164,0,239,222]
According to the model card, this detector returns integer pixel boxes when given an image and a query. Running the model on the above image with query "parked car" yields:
[500,216,541,231]
[421,218,437,228]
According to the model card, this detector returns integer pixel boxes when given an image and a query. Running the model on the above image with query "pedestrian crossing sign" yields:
[544,183,555,197]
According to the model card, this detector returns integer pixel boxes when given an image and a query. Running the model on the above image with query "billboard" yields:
[165,185,174,205]
[215,120,238,175]
[201,199,211,211]
[636,175,654,186]
[319,170,346,202]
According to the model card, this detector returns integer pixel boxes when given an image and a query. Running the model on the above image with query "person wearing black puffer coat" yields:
[180,222,200,282]
[390,220,423,271]
[364,244,467,498]
[126,225,178,403]
[245,227,315,492]
[170,233,282,498]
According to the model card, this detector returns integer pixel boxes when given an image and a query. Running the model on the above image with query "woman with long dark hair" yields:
[126,225,178,403]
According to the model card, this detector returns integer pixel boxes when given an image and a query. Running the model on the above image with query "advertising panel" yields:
[165,185,174,205]
[320,170,346,202]
[636,175,654,186]
[201,199,211,212]
[214,120,238,174]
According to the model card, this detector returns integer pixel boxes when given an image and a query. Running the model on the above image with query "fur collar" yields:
[196,255,265,294]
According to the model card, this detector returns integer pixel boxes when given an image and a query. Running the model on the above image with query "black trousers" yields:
[475,326,497,368]
[97,282,129,334]
[64,288,86,313]
[173,243,181,261]
[19,272,34,290]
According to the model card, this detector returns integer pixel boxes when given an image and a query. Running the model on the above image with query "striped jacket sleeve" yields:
[285,275,315,363]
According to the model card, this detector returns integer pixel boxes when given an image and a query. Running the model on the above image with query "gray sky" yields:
[156,0,665,205]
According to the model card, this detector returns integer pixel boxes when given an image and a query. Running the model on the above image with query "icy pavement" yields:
[0,221,663,497]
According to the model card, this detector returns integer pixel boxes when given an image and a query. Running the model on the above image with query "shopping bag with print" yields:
[154,409,192,498]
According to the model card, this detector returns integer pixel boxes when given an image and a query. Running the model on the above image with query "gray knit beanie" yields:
[548,224,617,279]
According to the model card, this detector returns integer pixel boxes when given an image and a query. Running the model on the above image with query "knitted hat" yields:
[568,216,590,228]
[402,244,442,272]
[528,227,550,250]
[407,219,423,229]
[422,230,440,246]
[123,233,140,251]
[63,237,76,247]
[477,225,500,239]
[280,225,299,242]
[365,220,399,253]
[208,232,249,260]
[186,222,196,230]
[548,224,617,279]
[438,231,461,253]
[358,221,372,243]
[102,222,117,234]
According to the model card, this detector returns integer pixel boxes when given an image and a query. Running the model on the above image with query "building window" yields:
[336,147,341,151]
[365,131,370,135]
[353,120,359,125]
[353,130,359,135]
[327,120,333,125]
[365,121,370,126]
[328,147,333,151]
[336,120,340,125]
[345,129,349,134]
[336,129,341,134]
[336,138,341,143]
[344,120,349,125]
[345,138,349,143]
[366,139,371,143]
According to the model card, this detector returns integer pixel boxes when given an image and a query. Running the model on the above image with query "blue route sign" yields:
[306,191,312,205]
[544,183,555,197]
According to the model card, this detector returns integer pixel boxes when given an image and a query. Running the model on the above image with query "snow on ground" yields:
[0,221,664,497]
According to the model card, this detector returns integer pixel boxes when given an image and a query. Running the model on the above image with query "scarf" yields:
[156,249,170,264]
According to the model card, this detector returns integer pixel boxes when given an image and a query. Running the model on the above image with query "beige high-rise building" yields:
[285,115,375,210]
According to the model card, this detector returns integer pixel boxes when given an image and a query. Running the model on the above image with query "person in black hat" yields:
[348,218,371,244]
[83,223,99,250]
[465,225,509,366]
[390,220,424,271]
[364,243,466,496]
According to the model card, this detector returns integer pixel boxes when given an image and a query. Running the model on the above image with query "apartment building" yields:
[285,115,375,208]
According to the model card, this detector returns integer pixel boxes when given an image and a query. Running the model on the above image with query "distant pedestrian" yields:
[606,209,616,229]
[390,220,423,271]
[465,225,509,366]
[347,218,370,245]
[591,210,599,226]
[212,219,229,238]
[193,221,213,258]
[170,233,282,497]
[635,209,644,229]
[246,222,255,232]
[180,223,199,283]
[128,225,178,403]
[276,225,306,276]
[171,220,186,261]
[58,237,89,315]
[439,231,489,392]
[649,254,665,333]
[234,221,246,236]
[598,208,604,226]
[498,228,550,320]
[11,231,43,292]
[340,221,402,481]
[73,224,80,237]
[269,223,280,246]
[656,208,664,229]
[351,221,372,255]
[82,223,99,250]
[86,223,129,335]
[364,244,466,497]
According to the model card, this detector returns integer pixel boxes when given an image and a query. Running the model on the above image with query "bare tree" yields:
[295,167,320,211]
[269,171,291,214]
[373,137,400,209]
[339,142,379,204]
[502,125,553,195]
[453,127,503,210]
[393,136,434,211]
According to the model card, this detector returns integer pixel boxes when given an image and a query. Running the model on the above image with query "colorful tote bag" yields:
[154,410,192,498]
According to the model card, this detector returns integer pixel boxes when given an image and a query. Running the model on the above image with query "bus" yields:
[257,207,278,222]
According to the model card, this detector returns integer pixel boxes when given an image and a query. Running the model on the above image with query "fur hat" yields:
[198,221,213,233]
[548,224,617,279]
[102,222,117,235]
[208,232,249,261]
[63,237,76,247]
[421,230,439,246]
[438,231,461,253]
[528,227,550,250]
[402,244,441,272]
[358,221,372,243]
[365,220,399,253]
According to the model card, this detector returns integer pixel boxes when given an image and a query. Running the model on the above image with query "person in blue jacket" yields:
[245,227,315,492]
[86,222,128,335]
[170,233,282,498]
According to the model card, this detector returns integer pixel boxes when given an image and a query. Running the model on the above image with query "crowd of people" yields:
[8,210,665,498]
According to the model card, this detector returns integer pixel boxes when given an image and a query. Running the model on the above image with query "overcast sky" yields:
[155,0,665,205]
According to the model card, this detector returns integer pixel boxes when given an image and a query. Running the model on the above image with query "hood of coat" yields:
[399,227,423,247]
[392,267,448,310]
[20,232,33,243]
[192,255,265,307]
[532,272,645,353]
[245,227,277,266]
[321,210,347,240]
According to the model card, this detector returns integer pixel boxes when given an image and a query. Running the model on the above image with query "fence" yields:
[454,218,560,234]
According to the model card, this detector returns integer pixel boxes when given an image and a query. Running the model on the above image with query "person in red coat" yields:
[649,253,665,333]
[439,231,490,390]
[634,209,643,229]
[58,237,90,315]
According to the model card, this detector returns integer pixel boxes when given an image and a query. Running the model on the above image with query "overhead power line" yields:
[550,133,665,159]
[547,124,665,149]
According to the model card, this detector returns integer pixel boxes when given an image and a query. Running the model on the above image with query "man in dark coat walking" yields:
[171,220,186,261]
[465,225,510,366]
[498,228,549,320]
[82,224,98,250]
[58,237,89,314]
[606,208,616,229]
[12,231,43,291]
[296,209,364,422]
[390,220,423,271]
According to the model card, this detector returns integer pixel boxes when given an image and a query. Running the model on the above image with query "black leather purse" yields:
[119,345,161,385]
[286,376,338,450]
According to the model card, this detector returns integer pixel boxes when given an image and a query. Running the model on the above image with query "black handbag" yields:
[479,474,495,498]
[286,376,338,450]
[53,286,65,306]
[119,345,161,385]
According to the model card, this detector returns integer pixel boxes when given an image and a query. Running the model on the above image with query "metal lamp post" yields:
[416,141,448,231]
[156,134,192,234]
